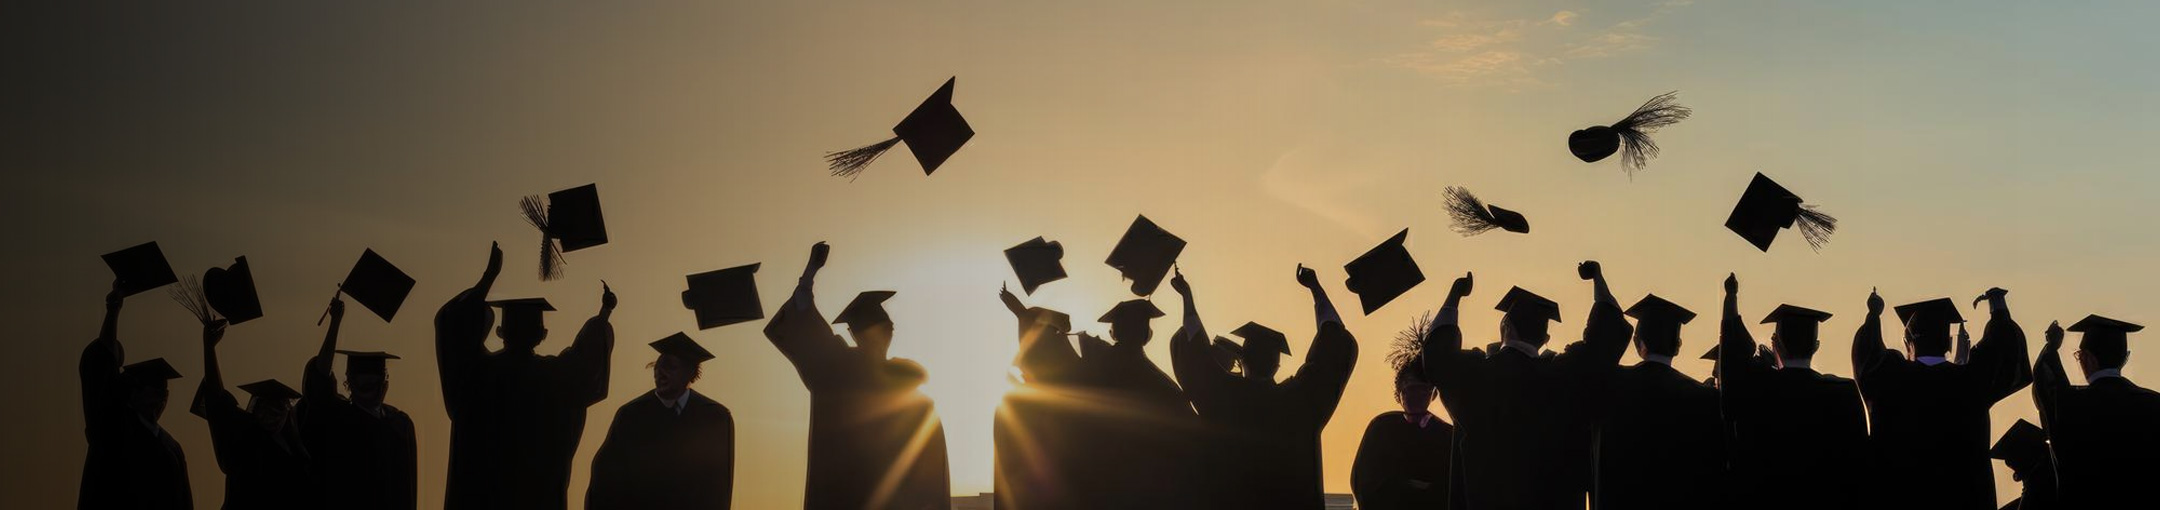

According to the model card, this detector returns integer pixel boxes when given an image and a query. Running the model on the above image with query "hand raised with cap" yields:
[328,297,346,321]
[1866,288,1885,316]
[1170,266,1193,297]
[106,280,126,310]
[1295,264,1321,291]
[203,319,228,347]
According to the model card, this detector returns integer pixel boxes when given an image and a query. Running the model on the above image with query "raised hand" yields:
[600,281,618,312]
[1577,260,1603,281]
[1170,266,1192,296]
[1975,287,2008,309]
[1866,287,1884,316]
[476,242,504,293]
[2045,321,2065,350]
[806,242,831,274]
[998,283,1025,316]
[328,297,346,321]
[1295,264,1320,290]
[1449,272,1475,299]
[1724,273,1738,295]
[106,279,125,310]
[203,320,228,347]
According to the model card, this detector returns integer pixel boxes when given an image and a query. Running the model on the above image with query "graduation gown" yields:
[192,382,312,510]
[764,303,952,510]
[1716,306,1868,510]
[1420,302,1632,510]
[585,389,736,510]
[436,312,614,510]
[78,335,191,510]
[995,320,1092,510]
[297,356,418,510]
[2032,344,2160,509]
[1852,308,2031,510]
[1174,321,1358,510]
[1349,411,1454,510]
[1593,361,1726,510]
[1065,344,1201,510]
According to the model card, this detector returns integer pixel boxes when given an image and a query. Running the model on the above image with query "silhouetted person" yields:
[1989,419,2056,510]
[1069,295,1199,510]
[1594,295,1724,510]
[78,282,192,509]
[994,287,1086,510]
[1171,265,1358,510]
[1420,264,1631,510]
[2033,316,2159,508]
[1716,275,1867,510]
[586,333,735,509]
[299,298,418,510]
[191,320,313,509]
[1853,289,2032,510]
[436,244,616,510]
[763,243,951,510]
[1351,361,1453,510]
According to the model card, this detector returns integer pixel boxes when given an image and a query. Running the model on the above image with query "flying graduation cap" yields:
[329,250,416,323]
[519,183,608,281]
[825,77,974,179]
[682,263,764,330]
[1105,215,1186,296]
[1568,91,1691,174]
[1442,186,1530,236]
[1004,237,1067,295]
[1725,173,1837,252]
[102,241,179,297]
[1343,229,1425,315]
[203,257,263,325]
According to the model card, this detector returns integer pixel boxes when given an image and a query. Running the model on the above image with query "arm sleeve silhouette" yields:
[558,311,616,406]
[2032,338,2068,432]
[79,301,125,436]
[763,276,849,388]
[193,338,247,474]
[1293,322,1358,426]
[1420,305,1478,413]
[1850,307,1889,382]
[1351,416,1410,508]
[436,245,503,422]
[711,409,737,509]
[305,310,344,405]
[1718,288,1761,416]
[1170,289,1238,414]
[1017,320,1081,385]
[1967,301,2033,402]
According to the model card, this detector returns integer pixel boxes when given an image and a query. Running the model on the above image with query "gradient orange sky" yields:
[6,1,2159,508]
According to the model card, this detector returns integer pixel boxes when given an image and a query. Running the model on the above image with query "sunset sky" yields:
[7,1,2160,508]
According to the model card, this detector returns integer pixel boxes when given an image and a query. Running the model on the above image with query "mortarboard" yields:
[682,263,764,330]
[2067,314,2143,354]
[519,184,609,281]
[203,257,263,325]
[833,291,897,328]
[1004,237,1067,295]
[1096,299,1165,324]
[1104,215,1186,296]
[1724,173,1837,252]
[123,358,182,382]
[335,350,401,375]
[1699,344,1721,361]
[487,298,557,330]
[1209,336,1244,372]
[1893,298,1965,326]
[1567,91,1690,174]
[825,77,974,179]
[335,250,415,322]
[1625,294,1697,325]
[1343,229,1425,315]
[102,241,179,297]
[650,332,717,364]
[1760,304,1834,324]
[238,379,301,401]
[1495,286,1562,324]
[1990,419,2048,463]
[1024,307,1073,335]
[1231,322,1292,356]
[1442,187,1530,236]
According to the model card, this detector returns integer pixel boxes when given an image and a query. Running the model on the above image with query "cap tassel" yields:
[1443,186,1503,236]
[1793,204,1837,252]
[1390,311,1434,371]
[824,136,902,180]
[1609,91,1691,174]
[169,276,220,325]
[521,195,565,281]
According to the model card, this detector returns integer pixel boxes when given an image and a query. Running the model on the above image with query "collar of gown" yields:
[2088,368,2124,384]
[1917,356,1949,366]
[656,389,692,415]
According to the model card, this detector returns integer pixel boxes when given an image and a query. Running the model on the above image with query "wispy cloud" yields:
[1380,2,1695,89]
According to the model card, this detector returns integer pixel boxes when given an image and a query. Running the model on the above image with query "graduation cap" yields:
[1893,298,1965,326]
[2067,314,2143,355]
[1004,237,1067,295]
[1104,215,1186,296]
[681,263,764,330]
[1989,419,2049,464]
[833,291,897,328]
[102,241,179,297]
[825,77,974,179]
[1698,344,1721,361]
[332,250,415,323]
[1442,186,1529,236]
[519,184,609,281]
[1495,286,1562,323]
[1724,173,1837,252]
[487,298,557,331]
[1023,307,1073,335]
[1760,304,1834,325]
[335,350,401,375]
[1096,299,1164,324]
[1231,322,1292,356]
[203,257,263,325]
[1568,91,1690,174]
[123,358,182,383]
[1209,336,1244,372]
[650,332,716,364]
[1343,229,1425,315]
[1625,294,1698,325]
[238,379,301,401]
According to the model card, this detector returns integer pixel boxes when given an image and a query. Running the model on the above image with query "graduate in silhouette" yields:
[435,244,616,510]
[586,333,735,509]
[1171,265,1358,510]
[763,242,951,510]
[1350,316,1454,510]
[299,298,418,510]
[1067,295,1199,510]
[1419,263,1631,510]
[1594,295,1725,510]
[993,286,1087,510]
[2033,315,2159,508]
[1716,274,1868,510]
[79,281,193,510]
[191,320,313,509]
[1989,419,2056,510]
[1853,288,2032,510]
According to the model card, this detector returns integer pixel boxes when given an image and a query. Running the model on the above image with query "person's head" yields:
[489,299,555,352]
[238,380,300,432]
[1991,420,2049,482]
[1495,287,1559,348]
[647,333,715,399]
[1232,322,1289,381]
[835,291,898,359]
[1894,299,1961,358]
[1394,363,1435,414]
[1761,305,1832,364]
[121,359,180,421]
[1625,295,1695,360]
[2069,315,2141,376]
[1098,300,1164,349]
[338,351,400,408]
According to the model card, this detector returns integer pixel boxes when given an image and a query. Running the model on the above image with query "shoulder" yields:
[1369,410,1406,423]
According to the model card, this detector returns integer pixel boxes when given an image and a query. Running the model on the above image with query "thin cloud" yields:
[1381,2,1695,88]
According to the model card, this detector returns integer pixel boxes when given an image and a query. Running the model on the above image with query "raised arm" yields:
[1297,265,1343,328]
[2032,321,2067,432]
[1967,288,2033,401]
[1718,274,1762,409]
[80,284,127,418]
[762,243,849,384]
[1850,288,1889,379]
[1420,273,1476,395]
[1168,268,1238,406]
[436,243,504,421]
[558,283,617,406]
[1571,261,1632,366]
[1293,265,1358,424]
[304,298,345,403]
[192,321,248,474]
